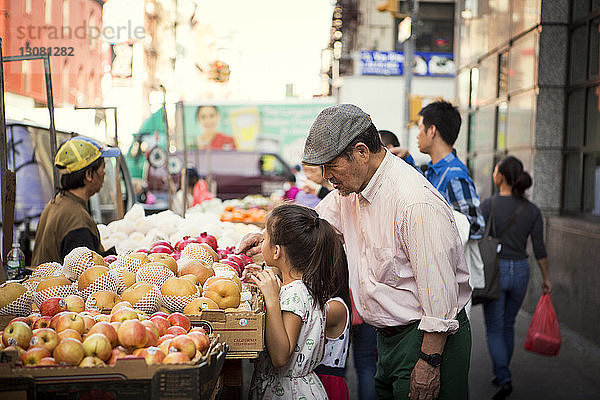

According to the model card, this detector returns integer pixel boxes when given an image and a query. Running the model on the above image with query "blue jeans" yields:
[352,323,378,400]
[483,258,530,386]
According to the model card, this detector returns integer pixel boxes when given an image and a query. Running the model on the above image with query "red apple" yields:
[166,326,187,336]
[57,328,82,342]
[145,328,158,347]
[187,332,210,355]
[22,347,51,366]
[40,297,68,317]
[32,316,52,330]
[2,321,32,349]
[83,333,112,361]
[150,311,169,318]
[137,346,165,364]
[81,315,95,333]
[38,356,57,366]
[189,327,207,334]
[30,328,59,352]
[25,314,41,327]
[162,352,190,364]
[117,319,147,349]
[53,338,85,366]
[196,232,218,250]
[107,346,129,365]
[167,313,191,332]
[157,334,175,346]
[88,321,118,347]
[149,316,170,336]
[158,338,173,356]
[141,320,159,338]
[54,312,85,334]
[64,295,85,313]
[110,307,139,323]
[8,316,28,325]
[169,335,196,359]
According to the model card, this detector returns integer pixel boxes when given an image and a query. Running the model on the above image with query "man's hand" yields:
[236,232,264,257]
[241,263,264,283]
[389,147,410,159]
[409,359,440,400]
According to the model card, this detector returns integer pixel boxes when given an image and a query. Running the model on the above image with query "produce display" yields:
[0,210,262,368]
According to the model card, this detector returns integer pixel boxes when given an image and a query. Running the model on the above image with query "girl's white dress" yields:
[249,280,328,399]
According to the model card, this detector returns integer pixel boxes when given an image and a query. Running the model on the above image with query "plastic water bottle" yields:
[6,242,25,280]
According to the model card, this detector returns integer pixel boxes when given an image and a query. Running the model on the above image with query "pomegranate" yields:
[196,232,218,251]
[104,255,117,264]
[148,245,173,254]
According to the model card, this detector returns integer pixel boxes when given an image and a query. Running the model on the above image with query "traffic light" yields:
[376,0,408,18]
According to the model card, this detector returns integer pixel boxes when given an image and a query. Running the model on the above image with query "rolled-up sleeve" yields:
[400,203,461,333]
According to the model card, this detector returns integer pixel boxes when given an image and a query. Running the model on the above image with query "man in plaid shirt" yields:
[417,101,485,240]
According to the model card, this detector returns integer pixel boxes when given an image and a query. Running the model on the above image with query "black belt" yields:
[375,323,415,337]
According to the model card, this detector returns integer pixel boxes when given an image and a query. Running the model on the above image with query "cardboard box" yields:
[0,340,227,400]
[189,285,265,356]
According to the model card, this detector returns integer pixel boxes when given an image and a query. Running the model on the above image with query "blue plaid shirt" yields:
[425,150,485,239]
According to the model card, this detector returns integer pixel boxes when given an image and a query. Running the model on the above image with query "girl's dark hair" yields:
[331,242,352,318]
[60,157,104,191]
[266,204,346,310]
[497,156,532,199]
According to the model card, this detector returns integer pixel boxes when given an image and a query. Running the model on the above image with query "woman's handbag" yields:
[472,198,527,305]
[524,294,561,356]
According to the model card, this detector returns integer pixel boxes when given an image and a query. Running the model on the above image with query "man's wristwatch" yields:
[419,350,442,367]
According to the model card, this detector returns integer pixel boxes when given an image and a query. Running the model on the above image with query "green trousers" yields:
[374,309,471,400]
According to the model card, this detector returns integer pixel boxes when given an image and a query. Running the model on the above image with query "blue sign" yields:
[360,51,455,77]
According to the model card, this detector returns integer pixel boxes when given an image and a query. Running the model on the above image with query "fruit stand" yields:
[0,201,272,398]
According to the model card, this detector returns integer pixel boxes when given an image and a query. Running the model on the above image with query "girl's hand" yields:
[241,263,264,283]
[542,279,552,294]
[251,269,281,307]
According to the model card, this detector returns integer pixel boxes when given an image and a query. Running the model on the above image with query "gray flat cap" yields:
[303,104,372,165]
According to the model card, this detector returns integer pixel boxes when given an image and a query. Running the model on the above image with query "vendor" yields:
[32,137,120,265]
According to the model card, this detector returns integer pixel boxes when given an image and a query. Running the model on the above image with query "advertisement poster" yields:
[360,50,455,77]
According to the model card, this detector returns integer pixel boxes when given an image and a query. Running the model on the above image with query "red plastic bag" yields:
[524,294,561,356]
[349,289,364,326]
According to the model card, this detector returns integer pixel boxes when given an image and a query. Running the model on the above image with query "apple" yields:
[167,313,191,332]
[148,245,172,254]
[87,321,118,347]
[22,347,51,366]
[2,345,26,360]
[203,279,241,309]
[111,301,134,314]
[196,232,218,251]
[40,297,67,317]
[25,314,41,327]
[79,356,106,367]
[107,346,129,365]
[38,356,57,366]
[158,338,173,356]
[53,338,85,366]
[30,328,59,352]
[145,328,158,347]
[57,328,82,342]
[8,316,29,325]
[183,297,219,315]
[64,295,85,312]
[54,312,85,334]
[150,240,174,252]
[187,332,210,355]
[169,335,196,359]
[166,326,187,336]
[83,333,112,361]
[2,321,32,349]
[151,311,169,318]
[137,346,165,364]
[81,315,95,333]
[104,255,117,264]
[110,307,139,323]
[117,319,147,349]
[157,333,175,346]
[162,352,190,364]
[32,316,52,330]
[141,320,159,338]
[189,327,207,334]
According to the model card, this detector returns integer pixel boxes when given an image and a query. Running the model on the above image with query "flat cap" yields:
[303,104,372,165]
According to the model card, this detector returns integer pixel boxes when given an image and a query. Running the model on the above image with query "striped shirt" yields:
[316,150,471,333]
[425,150,485,240]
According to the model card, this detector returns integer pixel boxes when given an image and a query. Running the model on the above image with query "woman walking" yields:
[480,156,552,400]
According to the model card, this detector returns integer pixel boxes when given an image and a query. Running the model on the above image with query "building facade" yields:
[456,0,600,345]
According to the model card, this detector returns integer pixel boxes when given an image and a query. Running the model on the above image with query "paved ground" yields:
[242,306,600,399]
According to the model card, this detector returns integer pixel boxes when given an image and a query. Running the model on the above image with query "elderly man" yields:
[239,104,471,399]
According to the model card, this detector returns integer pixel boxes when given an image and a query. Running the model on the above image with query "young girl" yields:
[249,204,346,400]
[315,246,351,400]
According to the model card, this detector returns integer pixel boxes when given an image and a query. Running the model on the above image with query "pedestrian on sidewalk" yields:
[239,104,472,400]
[480,156,552,400]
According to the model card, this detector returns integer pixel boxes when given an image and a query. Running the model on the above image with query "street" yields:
[243,305,600,399]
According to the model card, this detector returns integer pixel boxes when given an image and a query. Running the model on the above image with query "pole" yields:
[161,86,173,211]
[43,55,59,193]
[176,101,188,217]
[0,38,12,283]
[403,0,418,146]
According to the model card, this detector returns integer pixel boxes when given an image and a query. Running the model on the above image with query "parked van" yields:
[1,120,135,263]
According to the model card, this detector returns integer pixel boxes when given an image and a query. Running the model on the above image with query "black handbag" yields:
[472,198,527,305]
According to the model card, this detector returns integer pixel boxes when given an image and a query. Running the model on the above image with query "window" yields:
[506,90,535,149]
[511,0,541,36]
[508,29,538,94]
[394,2,454,53]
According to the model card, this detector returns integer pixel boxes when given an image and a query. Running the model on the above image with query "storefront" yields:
[455,0,600,345]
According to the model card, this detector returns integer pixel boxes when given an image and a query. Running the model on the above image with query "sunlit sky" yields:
[193,0,335,100]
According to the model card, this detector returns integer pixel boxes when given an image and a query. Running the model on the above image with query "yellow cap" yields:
[54,138,120,173]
